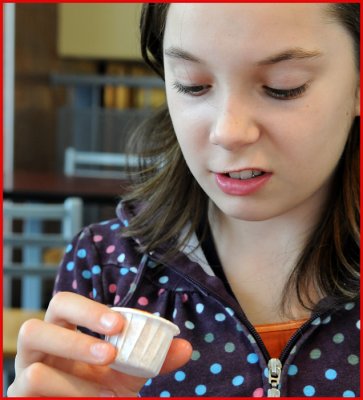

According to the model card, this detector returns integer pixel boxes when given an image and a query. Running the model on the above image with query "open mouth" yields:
[225,170,265,180]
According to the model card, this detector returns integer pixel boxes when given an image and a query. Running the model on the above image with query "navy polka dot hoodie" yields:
[54,202,360,397]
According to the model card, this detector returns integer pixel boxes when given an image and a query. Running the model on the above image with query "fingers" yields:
[16,318,117,371]
[7,362,126,397]
[45,292,124,335]
[160,338,193,375]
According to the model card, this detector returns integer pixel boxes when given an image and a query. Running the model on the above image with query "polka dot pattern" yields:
[55,215,360,398]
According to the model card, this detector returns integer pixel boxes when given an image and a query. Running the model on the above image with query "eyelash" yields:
[172,81,309,100]
[263,84,309,100]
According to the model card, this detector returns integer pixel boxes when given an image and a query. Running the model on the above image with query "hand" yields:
[7,292,192,397]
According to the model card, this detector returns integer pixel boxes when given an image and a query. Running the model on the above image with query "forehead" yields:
[164,3,331,47]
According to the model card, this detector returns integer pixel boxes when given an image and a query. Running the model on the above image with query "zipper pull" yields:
[267,358,282,397]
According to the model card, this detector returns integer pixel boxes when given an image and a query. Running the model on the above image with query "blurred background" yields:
[3,4,165,394]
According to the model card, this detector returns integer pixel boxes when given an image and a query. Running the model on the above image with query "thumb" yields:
[159,338,193,375]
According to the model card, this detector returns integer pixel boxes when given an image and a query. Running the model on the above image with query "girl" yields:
[8,3,360,397]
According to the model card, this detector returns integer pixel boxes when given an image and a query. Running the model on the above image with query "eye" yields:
[172,81,210,97]
[263,83,309,100]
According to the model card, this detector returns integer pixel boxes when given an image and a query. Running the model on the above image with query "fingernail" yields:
[90,342,110,361]
[99,389,115,397]
[100,313,119,329]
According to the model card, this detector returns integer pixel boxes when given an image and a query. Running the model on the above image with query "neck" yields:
[208,198,325,324]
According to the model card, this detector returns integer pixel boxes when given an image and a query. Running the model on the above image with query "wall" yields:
[14,4,149,173]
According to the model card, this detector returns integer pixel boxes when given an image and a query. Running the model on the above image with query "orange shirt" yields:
[255,319,308,359]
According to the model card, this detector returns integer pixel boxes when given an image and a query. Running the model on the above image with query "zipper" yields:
[267,358,282,397]
[153,257,328,397]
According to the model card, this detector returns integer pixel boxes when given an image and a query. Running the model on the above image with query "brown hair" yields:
[122,3,360,314]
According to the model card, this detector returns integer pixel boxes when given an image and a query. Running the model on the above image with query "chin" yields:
[215,202,273,222]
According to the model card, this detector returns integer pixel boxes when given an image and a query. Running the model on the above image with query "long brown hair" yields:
[122,4,360,314]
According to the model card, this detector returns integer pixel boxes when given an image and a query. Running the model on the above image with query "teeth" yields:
[228,170,263,180]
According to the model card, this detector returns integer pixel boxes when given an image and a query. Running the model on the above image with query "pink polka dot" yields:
[109,284,117,293]
[93,235,103,242]
[113,295,121,304]
[182,293,189,303]
[138,296,149,306]
[158,288,165,296]
[253,388,264,397]
[106,245,116,254]
[72,280,77,289]
[89,291,93,299]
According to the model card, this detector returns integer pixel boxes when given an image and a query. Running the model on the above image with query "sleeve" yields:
[53,226,105,303]
[52,227,107,337]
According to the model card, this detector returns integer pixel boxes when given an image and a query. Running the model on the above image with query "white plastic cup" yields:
[105,307,180,378]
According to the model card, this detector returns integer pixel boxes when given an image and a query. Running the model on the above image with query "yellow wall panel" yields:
[57,4,142,60]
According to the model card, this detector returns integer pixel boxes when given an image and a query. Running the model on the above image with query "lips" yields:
[214,169,271,196]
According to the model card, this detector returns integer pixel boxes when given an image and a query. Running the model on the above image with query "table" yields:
[3,170,129,205]
[3,308,46,358]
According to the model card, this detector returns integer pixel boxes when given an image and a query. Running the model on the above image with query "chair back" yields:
[64,146,140,179]
[3,197,83,309]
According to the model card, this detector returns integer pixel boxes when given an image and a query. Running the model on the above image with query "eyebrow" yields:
[257,47,323,65]
[164,46,322,65]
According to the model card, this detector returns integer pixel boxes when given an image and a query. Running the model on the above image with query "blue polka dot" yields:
[148,261,157,269]
[185,321,195,330]
[174,371,186,382]
[82,270,92,279]
[65,244,73,253]
[92,265,101,274]
[247,334,256,344]
[325,369,337,380]
[145,379,152,386]
[123,220,129,227]
[195,385,207,396]
[173,309,177,319]
[196,303,204,313]
[120,268,129,276]
[303,386,315,396]
[343,390,355,397]
[247,353,259,364]
[159,276,169,284]
[117,253,126,263]
[215,313,226,322]
[204,333,214,343]
[288,365,298,376]
[130,267,138,274]
[264,368,269,378]
[311,317,321,326]
[232,375,244,386]
[66,261,75,271]
[92,288,97,298]
[77,249,87,258]
[345,302,355,310]
[236,323,243,332]
[225,307,234,316]
[210,363,222,374]
[110,223,120,230]
[160,391,171,397]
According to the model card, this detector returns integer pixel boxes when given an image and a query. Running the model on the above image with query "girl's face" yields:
[163,4,360,222]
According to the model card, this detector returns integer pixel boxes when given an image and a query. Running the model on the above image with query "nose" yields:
[210,96,261,151]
